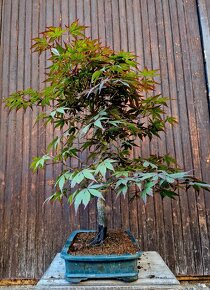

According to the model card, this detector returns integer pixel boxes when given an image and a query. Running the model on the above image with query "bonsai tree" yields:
[5,20,210,245]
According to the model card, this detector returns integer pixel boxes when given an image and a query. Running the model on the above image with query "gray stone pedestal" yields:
[36,251,180,289]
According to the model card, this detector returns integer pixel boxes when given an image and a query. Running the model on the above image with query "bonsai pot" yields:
[60,230,142,284]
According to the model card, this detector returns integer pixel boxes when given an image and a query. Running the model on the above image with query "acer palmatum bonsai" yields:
[5,20,210,245]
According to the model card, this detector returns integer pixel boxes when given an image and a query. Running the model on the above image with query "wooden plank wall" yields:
[0,0,210,279]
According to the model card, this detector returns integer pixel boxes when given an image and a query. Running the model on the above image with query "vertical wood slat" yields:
[0,0,12,278]
[141,0,158,254]
[118,0,130,233]
[125,0,139,239]
[68,0,79,232]
[149,0,168,265]
[17,0,31,278]
[43,0,55,276]
[27,0,40,278]
[36,0,46,277]
[52,0,63,263]
[24,0,34,277]
[88,0,98,231]
[0,0,210,278]
[104,0,114,230]
[59,0,72,252]
[111,0,122,231]
[4,0,20,278]
[0,0,4,272]
[132,0,147,251]
[12,0,25,278]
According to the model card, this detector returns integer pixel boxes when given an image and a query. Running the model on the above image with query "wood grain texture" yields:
[0,0,209,278]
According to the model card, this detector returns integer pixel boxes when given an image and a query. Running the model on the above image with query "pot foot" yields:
[66,277,88,284]
[119,275,138,282]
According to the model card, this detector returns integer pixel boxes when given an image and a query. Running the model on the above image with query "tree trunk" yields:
[97,197,106,227]
[89,197,107,245]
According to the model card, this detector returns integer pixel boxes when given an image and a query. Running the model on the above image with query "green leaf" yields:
[94,119,103,129]
[30,155,51,171]
[136,182,142,191]
[95,164,107,179]
[165,176,175,183]
[74,191,84,212]
[89,183,105,189]
[160,189,178,199]
[137,173,155,181]
[82,169,96,181]
[116,183,128,197]
[143,161,158,169]
[69,20,86,37]
[71,169,96,188]
[188,182,210,192]
[51,48,60,56]
[189,182,210,188]
[74,188,91,211]
[91,70,102,83]
[115,178,128,189]
[58,175,65,192]
[71,172,85,188]
[163,154,177,166]
[50,107,68,118]
[82,190,91,207]
[55,171,73,192]
[109,120,123,127]
[169,171,190,179]
[68,193,74,204]
[68,189,79,205]
[141,181,154,203]
[95,159,116,179]
[47,136,60,151]
[88,188,104,199]
[159,172,175,183]
[62,147,78,158]
[104,159,115,171]
[99,78,109,92]
[165,116,178,125]
[80,124,91,135]
[139,68,159,78]
[114,171,129,178]
[82,140,94,150]
[56,107,66,114]
[44,192,64,204]
[55,42,65,54]
[64,171,74,180]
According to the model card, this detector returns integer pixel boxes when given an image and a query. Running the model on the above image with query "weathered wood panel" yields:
[0,0,209,278]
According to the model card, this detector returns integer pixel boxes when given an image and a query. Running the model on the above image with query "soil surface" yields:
[68,230,139,256]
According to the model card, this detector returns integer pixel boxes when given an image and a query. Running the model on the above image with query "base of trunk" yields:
[89,225,107,246]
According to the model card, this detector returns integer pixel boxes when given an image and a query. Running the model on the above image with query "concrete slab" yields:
[36,251,180,289]
[1,284,210,290]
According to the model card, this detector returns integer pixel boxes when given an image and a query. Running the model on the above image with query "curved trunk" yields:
[89,197,107,245]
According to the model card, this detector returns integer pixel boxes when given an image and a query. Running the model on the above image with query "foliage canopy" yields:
[5,20,210,212]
